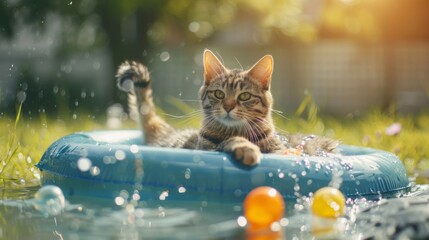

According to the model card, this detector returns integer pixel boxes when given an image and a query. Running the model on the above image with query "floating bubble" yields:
[34,185,66,216]
[77,158,92,172]
[160,51,170,62]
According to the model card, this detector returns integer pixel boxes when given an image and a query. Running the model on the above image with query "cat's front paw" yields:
[232,144,262,166]
[116,61,151,92]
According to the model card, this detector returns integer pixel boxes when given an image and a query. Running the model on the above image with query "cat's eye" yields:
[214,90,225,99]
[238,92,251,101]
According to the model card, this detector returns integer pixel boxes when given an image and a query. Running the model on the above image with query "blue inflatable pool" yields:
[36,130,410,202]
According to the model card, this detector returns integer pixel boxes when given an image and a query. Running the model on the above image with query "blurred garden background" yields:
[0,0,429,187]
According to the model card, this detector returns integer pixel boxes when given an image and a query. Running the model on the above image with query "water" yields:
[1,182,427,240]
[0,185,243,240]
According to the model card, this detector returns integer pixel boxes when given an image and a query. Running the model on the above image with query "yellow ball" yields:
[244,186,285,227]
[311,187,345,218]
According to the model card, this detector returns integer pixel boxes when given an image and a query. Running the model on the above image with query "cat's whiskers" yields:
[271,108,290,121]
[242,114,280,147]
[163,110,202,119]
[163,110,203,128]
[268,108,291,134]
[241,116,267,144]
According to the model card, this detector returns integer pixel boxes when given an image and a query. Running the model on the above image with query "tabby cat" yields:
[116,49,338,166]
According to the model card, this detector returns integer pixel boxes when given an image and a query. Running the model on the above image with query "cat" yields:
[116,49,338,166]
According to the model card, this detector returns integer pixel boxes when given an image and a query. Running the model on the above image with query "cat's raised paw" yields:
[233,144,262,166]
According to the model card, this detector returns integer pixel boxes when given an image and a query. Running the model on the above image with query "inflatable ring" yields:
[37,130,410,202]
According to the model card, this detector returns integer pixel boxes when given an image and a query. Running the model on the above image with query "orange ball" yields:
[311,187,345,218]
[244,186,285,227]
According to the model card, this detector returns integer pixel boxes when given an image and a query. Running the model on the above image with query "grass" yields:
[1,95,429,190]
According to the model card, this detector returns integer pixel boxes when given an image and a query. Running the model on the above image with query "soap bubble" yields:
[34,185,66,216]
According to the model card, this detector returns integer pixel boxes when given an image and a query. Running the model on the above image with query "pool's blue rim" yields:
[36,130,411,202]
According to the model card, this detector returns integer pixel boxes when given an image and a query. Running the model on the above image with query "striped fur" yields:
[116,50,338,166]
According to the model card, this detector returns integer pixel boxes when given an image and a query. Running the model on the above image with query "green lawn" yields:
[1,99,428,189]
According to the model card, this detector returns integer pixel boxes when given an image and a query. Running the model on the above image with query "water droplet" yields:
[90,166,100,176]
[17,91,26,103]
[188,21,200,33]
[237,216,247,227]
[130,144,139,154]
[115,150,126,160]
[103,156,115,164]
[132,192,141,201]
[280,218,289,227]
[159,191,169,200]
[93,61,101,70]
[120,79,134,92]
[115,196,125,206]
[294,184,300,192]
[159,51,170,62]
[120,190,130,199]
[184,168,191,179]
[234,189,242,197]
[77,157,92,172]
[178,186,186,193]
[270,222,282,232]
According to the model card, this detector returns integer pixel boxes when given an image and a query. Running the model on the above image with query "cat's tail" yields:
[116,61,151,92]
[116,61,174,145]
[116,61,150,122]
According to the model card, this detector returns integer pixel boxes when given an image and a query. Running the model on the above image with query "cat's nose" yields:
[223,103,235,113]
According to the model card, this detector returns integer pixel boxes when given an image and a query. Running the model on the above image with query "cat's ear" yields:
[203,49,226,85]
[247,55,273,90]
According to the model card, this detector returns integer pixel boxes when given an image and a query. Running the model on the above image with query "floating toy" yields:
[244,186,285,227]
[311,187,345,218]
[37,130,410,202]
